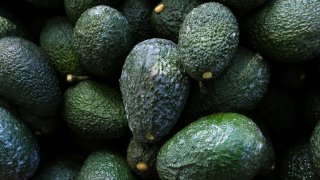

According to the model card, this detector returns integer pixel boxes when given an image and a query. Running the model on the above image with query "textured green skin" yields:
[0,37,61,118]
[151,0,201,42]
[157,113,267,180]
[247,0,320,62]
[40,16,82,77]
[0,8,28,39]
[127,138,160,178]
[72,5,133,77]
[63,80,128,140]
[64,0,120,23]
[310,122,320,176]
[120,38,190,142]
[0,107,40,180]
[26,0,63,9]
[302,89,320,129]
[33,157,82,180]
[281,142,318,179]
[77,151,135,180]
[121,0,153,43]
[179,2,239,81]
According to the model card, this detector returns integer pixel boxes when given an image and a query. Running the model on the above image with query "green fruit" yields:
[127,138,160,178]
[72,5,133,77]
[40,16,82,77]
[0,37,61,118]
[64,0,121,23]
[310,121,320,176]
[120,38,190,143]
[0,107,40,179]
[179,2,239,81]
[121,0,153,43]
[0,7,28,39]
[245,0,320,62]
[77,150,135,180]
[151,0,201,42]
[157,113,268,180]
[63,80,128,140]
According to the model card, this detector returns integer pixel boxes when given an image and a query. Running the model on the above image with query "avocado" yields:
[0,107,40,179]
[77,150,135,180]
[120,38,190,143]
[64,0,121,24]
[121,0,154,44]
[72,5,133,78]
[179,2,239,81]
[63,80,129,140]
[150,0,201,42]
[157,113,268,180]
[0,37,61,118]
[244,0,320,62]
[281,141,318,179]
[0,7,28,39]
[310,121,320,176]
[40,16,82,77]
[181,47,269,121]
[32,156,82,180]
[127,138,160,178]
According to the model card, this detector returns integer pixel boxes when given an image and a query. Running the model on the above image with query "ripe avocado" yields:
[0,107,40,179]
[244,0,320,62]
[281,141,317,179]
[72,5,133,78]
[120,38,190,143]
[150,0,201,42]
[157,113,268,180]
[63,80,129,140]
[127,138,160,178]
[121,0,154,44]
[77,150,136,180]
[0,37,62,118]
[64,0,121,23]
[179,2,239,81]
[40,16,82,77]
[310,121,320,176]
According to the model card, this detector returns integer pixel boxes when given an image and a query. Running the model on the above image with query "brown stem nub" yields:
[66,74,90,82]
[154,3,165,13]
[136,162,149,172]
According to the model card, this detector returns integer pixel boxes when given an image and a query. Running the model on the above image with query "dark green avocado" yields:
[120,38,190,143]
[244,0,320,62]
[310,121,320,176]
[151,0,201,42]
[179,2,239,81]
[0,7,28,39]
[63,80,129,140]
[0,107,40,179]
[157,113,268,180]
[281,141,318,180]
[77,150,136,180]
[0,37,61,118]
[72,5,133,78]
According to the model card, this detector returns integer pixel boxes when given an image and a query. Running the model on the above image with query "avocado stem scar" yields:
[136,162,149,171]
[66,74,90,82]
[202,72,213,80]
[146,133,155,141]
[155,3,165,13]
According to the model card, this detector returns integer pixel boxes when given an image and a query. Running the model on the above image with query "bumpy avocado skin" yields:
[157,113,268,180]
[120,38,190,143]
[151,0,201,42]
[72,5,133,78]
[245,0,320,62]
[179,2,239,81]
[310,121,320,176]
[0,107,40,180]
[77,151,136,180]
[0,37,61,118]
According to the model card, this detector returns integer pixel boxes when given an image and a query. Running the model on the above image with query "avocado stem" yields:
[202,72,213,80]
[66,74,90,82]
[136,162,149,172]
[146,133,155,141]
[154,3,165,13]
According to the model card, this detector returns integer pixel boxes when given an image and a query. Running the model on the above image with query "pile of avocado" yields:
[0,0,320,179]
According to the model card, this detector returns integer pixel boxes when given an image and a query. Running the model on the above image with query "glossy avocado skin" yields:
[77,151,135,180]
[0,107,40,180]
[281,142,318,180]
[72,5,133,78]
[120,38,190,143]
[0,37,61,118]
[157,113,267,180]
[151,0,201,42]
[179,2,239,81]
[310,121,320,176]
[40,16,81,77]
[245,0,320,62]
[63,80,128,140]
